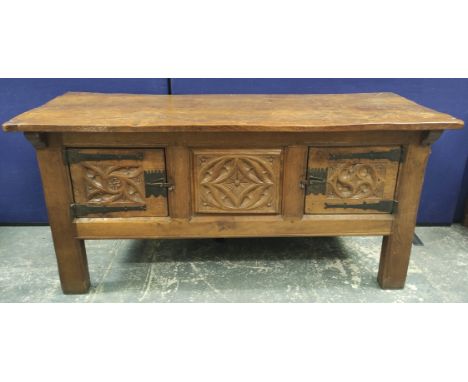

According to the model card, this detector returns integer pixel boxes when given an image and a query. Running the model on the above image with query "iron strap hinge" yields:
[328,148,403,162]
[324,200,398,213]
[64,149,145,164]
[70,204,147,217]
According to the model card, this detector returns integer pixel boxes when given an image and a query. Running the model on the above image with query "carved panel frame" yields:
[68,148,168,218]
[192,148,283,214]
[305,146,401,214]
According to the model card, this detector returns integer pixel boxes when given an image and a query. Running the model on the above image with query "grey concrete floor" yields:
[0,225,467,302]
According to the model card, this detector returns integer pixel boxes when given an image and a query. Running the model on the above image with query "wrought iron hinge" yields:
[300,168,328,195]
[329,148,403,162]
[70,204,146,217]
[324,200,398,213]
[144,170,173,197]
[65,149,145,164]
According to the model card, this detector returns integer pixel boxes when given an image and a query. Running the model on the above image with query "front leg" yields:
[378,143,431,289]
[31,133,91,294]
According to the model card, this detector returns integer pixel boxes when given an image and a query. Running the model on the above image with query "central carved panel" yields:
[193,149,282,214]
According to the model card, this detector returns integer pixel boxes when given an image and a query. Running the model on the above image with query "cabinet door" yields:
[192,149,283,214]
[68,148,168,217]
[305,146,402,214]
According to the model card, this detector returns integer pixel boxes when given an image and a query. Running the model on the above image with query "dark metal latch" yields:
[144,170,173,197]
[301,168,328,195]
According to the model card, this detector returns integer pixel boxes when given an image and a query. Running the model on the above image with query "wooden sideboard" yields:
[3,92,464,294]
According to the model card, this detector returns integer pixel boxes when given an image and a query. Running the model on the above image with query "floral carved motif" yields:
[327,162,386,199]
[82,163,145,204]
[195,152,281,213]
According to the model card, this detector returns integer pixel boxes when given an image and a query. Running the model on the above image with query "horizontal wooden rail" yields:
[74,214,394,239]
[61,131,423,147]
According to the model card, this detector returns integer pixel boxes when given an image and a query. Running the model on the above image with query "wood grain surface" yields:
[74,214,394,239]
[3,92,463,133]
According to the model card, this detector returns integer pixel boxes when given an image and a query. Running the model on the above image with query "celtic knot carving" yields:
[82,163,145,204]
[195,153,280,212]
[327,162,385,199]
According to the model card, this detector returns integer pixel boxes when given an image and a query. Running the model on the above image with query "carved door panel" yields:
[68,148,168,217]
[192,149,283,214]
[304,146,402,214]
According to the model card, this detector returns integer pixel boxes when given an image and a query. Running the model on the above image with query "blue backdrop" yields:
[1,78,467,224]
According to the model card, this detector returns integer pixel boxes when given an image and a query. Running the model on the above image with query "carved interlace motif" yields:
[83,163,145,204]
[327,162,386,199]
[196,154,279,212]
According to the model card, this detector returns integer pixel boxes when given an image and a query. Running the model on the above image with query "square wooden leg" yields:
[378,234,413,289]
[51,233,90,294]
[377,144,431,289]
[34,135,91,294]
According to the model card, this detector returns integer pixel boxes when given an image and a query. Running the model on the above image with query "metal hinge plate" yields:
[329,148,403,162]
[71,204,146,217]
[324,200,398,213]
[65,149,145,164]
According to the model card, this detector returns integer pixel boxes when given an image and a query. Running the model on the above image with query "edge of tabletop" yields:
[2,120,465,133]
[2,91,465,133]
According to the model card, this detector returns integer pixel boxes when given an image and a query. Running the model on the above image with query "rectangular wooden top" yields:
[2,92,463,133]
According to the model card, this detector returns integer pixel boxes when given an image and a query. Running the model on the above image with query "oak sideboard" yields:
[3,92,464,294]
